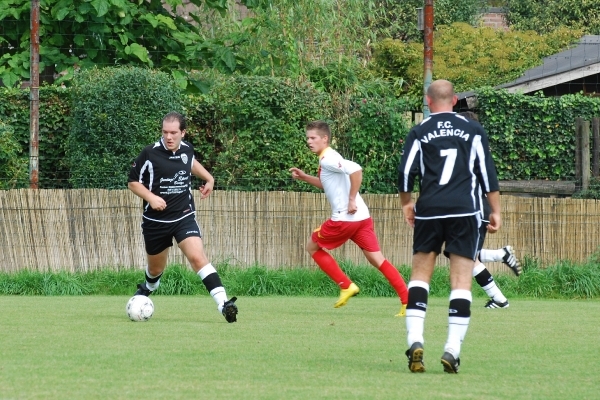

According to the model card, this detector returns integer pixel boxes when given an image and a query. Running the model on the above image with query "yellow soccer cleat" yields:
[334,283,360,308]
[395,303,407,317]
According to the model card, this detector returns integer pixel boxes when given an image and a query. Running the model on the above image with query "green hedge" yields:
[0,86,71,188]
[68,66,183,189]
[3,68,600,191]
[186,75,331,191]
[185,74,411,193]
[476,87,600,180]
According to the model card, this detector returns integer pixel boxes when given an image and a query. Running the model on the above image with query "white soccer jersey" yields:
[318,147,370,222]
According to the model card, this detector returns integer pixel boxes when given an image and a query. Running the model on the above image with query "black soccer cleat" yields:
[405,342,425,373]
[484,299,509,309]
[222,297,238,323]
[441,352,460,374]
[502,246,522,277]
[134,283,152,297]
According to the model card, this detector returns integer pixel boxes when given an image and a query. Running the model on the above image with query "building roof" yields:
[457,35,600,101]
[498,35,600,93]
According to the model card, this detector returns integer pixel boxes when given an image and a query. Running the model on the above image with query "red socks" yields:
[379,259,408,304]
[311,251,406,301]
[312,249,351,289]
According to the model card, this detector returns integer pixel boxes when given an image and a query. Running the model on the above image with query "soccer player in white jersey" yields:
[289,120,408,316]
[398,80,502,373]
[128,112,238,323]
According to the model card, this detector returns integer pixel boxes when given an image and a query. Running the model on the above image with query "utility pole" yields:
[422,0,434,118]
[30,0,40,189]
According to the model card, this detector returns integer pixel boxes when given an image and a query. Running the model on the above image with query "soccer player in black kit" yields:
[398,80,501,373]
[128,112,238,323]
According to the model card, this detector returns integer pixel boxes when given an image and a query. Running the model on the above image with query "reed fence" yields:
[0,189,599,272]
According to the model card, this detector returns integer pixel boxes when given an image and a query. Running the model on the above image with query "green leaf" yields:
[156,15,177,30]
[109,0,127,8]
[1,71,19,88]
[91,0,110,17]
[171,70,187,89]
[141,13,158,28]
[129,43,149,63]
[74,35,85,47]
[118,33,128,46]
[220,48,237,72]
[55,7,70,21]
[190,79,211,94]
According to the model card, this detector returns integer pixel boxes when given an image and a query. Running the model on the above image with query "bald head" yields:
[426,80,457,112]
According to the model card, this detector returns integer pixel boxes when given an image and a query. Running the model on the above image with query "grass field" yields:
[1,296,598,399]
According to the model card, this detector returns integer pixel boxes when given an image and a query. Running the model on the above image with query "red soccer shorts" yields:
[311,217,380,252]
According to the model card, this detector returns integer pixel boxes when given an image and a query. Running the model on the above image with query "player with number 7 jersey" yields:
[398,112,499,219]
[397,80,502,374]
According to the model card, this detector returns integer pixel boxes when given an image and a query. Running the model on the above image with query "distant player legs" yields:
[362,249,408,308]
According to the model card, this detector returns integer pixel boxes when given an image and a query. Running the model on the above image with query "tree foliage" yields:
[367,0,487,42]
[203,0,489,80]
[505,0,600,35]
[371,23,582,98]
[0,0,243,89]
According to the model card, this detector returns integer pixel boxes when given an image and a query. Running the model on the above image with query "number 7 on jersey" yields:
[439,148,457,185]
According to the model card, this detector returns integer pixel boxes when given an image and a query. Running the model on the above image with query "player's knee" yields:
[305,240,320,255]
[187,254,209,269]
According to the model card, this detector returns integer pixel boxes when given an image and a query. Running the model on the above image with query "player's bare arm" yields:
[347,169,362,214]
[128,181,167,211]
[400,192,415,228]
[192,159,214,199]
[485,191,502,233]
[289,167,324,189]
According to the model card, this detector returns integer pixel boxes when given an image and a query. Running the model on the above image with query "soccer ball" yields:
[126,295,154,322]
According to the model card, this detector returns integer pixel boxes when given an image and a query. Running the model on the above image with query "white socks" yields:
[198,263,228,312]
[479,248,506,263]
[445,289,472,359]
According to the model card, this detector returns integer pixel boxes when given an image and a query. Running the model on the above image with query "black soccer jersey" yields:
[128,138,196,223]
[398,112,499,219]
[480,191,492,223]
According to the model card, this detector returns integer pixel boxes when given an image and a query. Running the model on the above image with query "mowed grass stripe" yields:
[0,296,598,399]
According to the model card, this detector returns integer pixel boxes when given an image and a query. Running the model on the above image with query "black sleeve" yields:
[397,128,421,192]
[128,147,148,184]
[474,125,500,193]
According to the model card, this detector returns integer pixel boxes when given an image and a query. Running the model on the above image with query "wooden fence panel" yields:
[1,190,599,272]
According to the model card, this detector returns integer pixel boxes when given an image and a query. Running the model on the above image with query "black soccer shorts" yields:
[141,215,203,255]
[413,215,480,261]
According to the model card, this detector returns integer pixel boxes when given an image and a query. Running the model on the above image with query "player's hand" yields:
[402,202,416,228]
[149,195,167,211]
[289,167,306,180]
[487,212,502,233]
[199,180,214,199]
[347,198,357,214]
